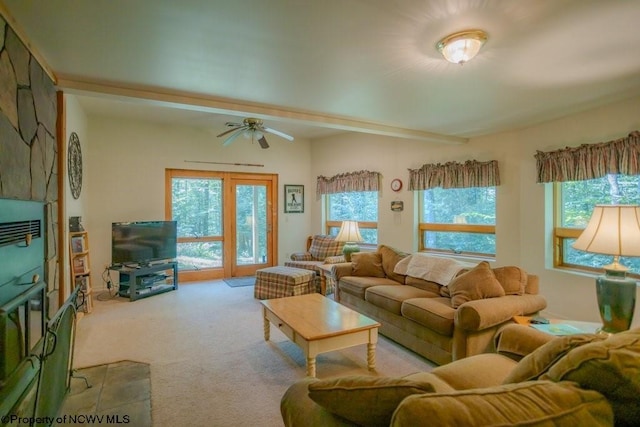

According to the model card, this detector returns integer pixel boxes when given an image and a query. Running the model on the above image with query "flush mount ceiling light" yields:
[436,29,488,64]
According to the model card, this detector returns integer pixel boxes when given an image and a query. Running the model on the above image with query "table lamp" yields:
[572,204,640,333]
[335,220,364,262]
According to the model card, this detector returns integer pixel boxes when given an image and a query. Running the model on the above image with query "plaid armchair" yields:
[284,235,346,295]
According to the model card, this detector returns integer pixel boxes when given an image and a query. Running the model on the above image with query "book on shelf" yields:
[530,323,586,336]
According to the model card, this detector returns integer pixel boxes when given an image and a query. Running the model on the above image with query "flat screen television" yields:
[111,221,177,266]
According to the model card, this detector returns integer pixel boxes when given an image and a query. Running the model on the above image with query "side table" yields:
[513,316,602,334]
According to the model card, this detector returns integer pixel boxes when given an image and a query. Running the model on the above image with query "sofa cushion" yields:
[404,276,441,294]
[378,245,409,284]
[307,376,434,427]
[339,276,400,300]
[447,261,505,308]
[541,328,640,426]
[401,297,455,336]
[351,252,386,278]
[366,285,436,315]
[308,235,344,261]
[492,266,527,295]
[391,381,613,426]
[503,333,607,383]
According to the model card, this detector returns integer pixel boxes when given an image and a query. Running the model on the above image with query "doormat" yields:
[224,276,256,287]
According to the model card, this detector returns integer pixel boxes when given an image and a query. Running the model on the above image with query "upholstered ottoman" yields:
[254,266,317,300]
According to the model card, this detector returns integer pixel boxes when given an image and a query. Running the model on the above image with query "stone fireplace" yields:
[0,15,59,313]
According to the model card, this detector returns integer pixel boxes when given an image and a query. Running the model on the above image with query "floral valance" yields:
[316,170,381,195]
[535,131,640,183]
[408,160,500,190]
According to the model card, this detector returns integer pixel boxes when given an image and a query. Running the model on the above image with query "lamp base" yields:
[596,269,637,334]
[342,243,360,262]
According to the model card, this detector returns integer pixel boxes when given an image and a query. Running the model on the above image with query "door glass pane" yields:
[172,178,223,271]
[236,185,267,265]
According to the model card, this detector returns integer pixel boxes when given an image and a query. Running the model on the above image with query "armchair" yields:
[284,235,345,295]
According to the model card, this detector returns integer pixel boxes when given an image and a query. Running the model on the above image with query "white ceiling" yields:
[3,0,640,143]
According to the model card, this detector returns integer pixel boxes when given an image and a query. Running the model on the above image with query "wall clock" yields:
[68,132,83,199]
[390,178,403,192]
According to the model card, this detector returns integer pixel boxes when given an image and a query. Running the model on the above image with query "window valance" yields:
[408,160,500,190]
[535,131,640,183]
[316,170,381,195]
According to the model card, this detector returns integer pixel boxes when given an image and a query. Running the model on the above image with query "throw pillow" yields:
[541,328,640,427]
[308,376,434,427]
[324,255,346,264]
[391,381,613,426]
[351,252,386,278]
[447,261,504,308]
[309,235,344,261]
[503,333,607,383]
[378,245,410,283]
[492,266,527,295]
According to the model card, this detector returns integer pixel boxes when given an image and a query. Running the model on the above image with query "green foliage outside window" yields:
[327,192,378,244]
[421,187,496,255]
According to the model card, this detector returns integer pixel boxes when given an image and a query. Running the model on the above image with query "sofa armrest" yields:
[455,294,547,332]
[494,324,555,360]
[332,262,354,283]
[290,251,313,261]
[281,378,354,427]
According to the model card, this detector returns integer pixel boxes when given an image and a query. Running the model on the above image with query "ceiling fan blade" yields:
[257,135,269,149]
[263,127,294,141]
[217,126,241,137]
[222,130,244,146]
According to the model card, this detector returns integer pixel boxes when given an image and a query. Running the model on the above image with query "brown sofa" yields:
[332,245,547,365]
[281,327,640,426]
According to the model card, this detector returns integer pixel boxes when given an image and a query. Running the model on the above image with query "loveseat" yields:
[281,326,640,426]
[285,234,345,295]
[333,245,547,365]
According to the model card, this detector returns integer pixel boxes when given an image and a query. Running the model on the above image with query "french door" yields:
[165,169,278,281]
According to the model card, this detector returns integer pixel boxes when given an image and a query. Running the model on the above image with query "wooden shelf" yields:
[69,231,93,314]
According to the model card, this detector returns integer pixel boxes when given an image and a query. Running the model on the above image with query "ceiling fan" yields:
[217,118,294,149]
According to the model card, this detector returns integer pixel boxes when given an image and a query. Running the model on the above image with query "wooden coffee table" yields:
[260,293,381,377]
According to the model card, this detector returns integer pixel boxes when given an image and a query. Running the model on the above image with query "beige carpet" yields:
[73,281,435,426]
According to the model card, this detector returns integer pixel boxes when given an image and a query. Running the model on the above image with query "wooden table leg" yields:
[306,357,316,377]
[367,328,378,371]
[367,343,376,370]
[263,307,270,341]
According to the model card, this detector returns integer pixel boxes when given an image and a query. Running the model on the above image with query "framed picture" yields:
[284,185,304,213]
[71,236,84,253]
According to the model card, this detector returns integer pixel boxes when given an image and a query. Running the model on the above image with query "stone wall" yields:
[0,15,60,312]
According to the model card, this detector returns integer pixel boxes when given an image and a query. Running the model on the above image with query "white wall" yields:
[311,95,640,326]
[63,94,89,298]
[85,115,314,289]
[79,95,640,327]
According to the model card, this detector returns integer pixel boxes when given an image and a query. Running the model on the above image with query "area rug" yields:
[223,276,255,287]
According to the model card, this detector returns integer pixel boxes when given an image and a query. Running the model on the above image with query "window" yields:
[419,186,496,257]
[326,191,378,244]
[554,173,640,275]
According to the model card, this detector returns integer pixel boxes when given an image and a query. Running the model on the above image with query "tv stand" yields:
[110,262,178,301]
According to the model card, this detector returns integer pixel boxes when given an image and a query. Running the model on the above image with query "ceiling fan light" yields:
[436,30,487,64]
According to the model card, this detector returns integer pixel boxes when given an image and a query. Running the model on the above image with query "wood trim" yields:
[56,91,66,307]
[326,220,378,230]
[55,76,467,145]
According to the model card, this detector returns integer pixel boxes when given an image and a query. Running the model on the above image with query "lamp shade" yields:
[572,205,640,257]
[335,220,363,243]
